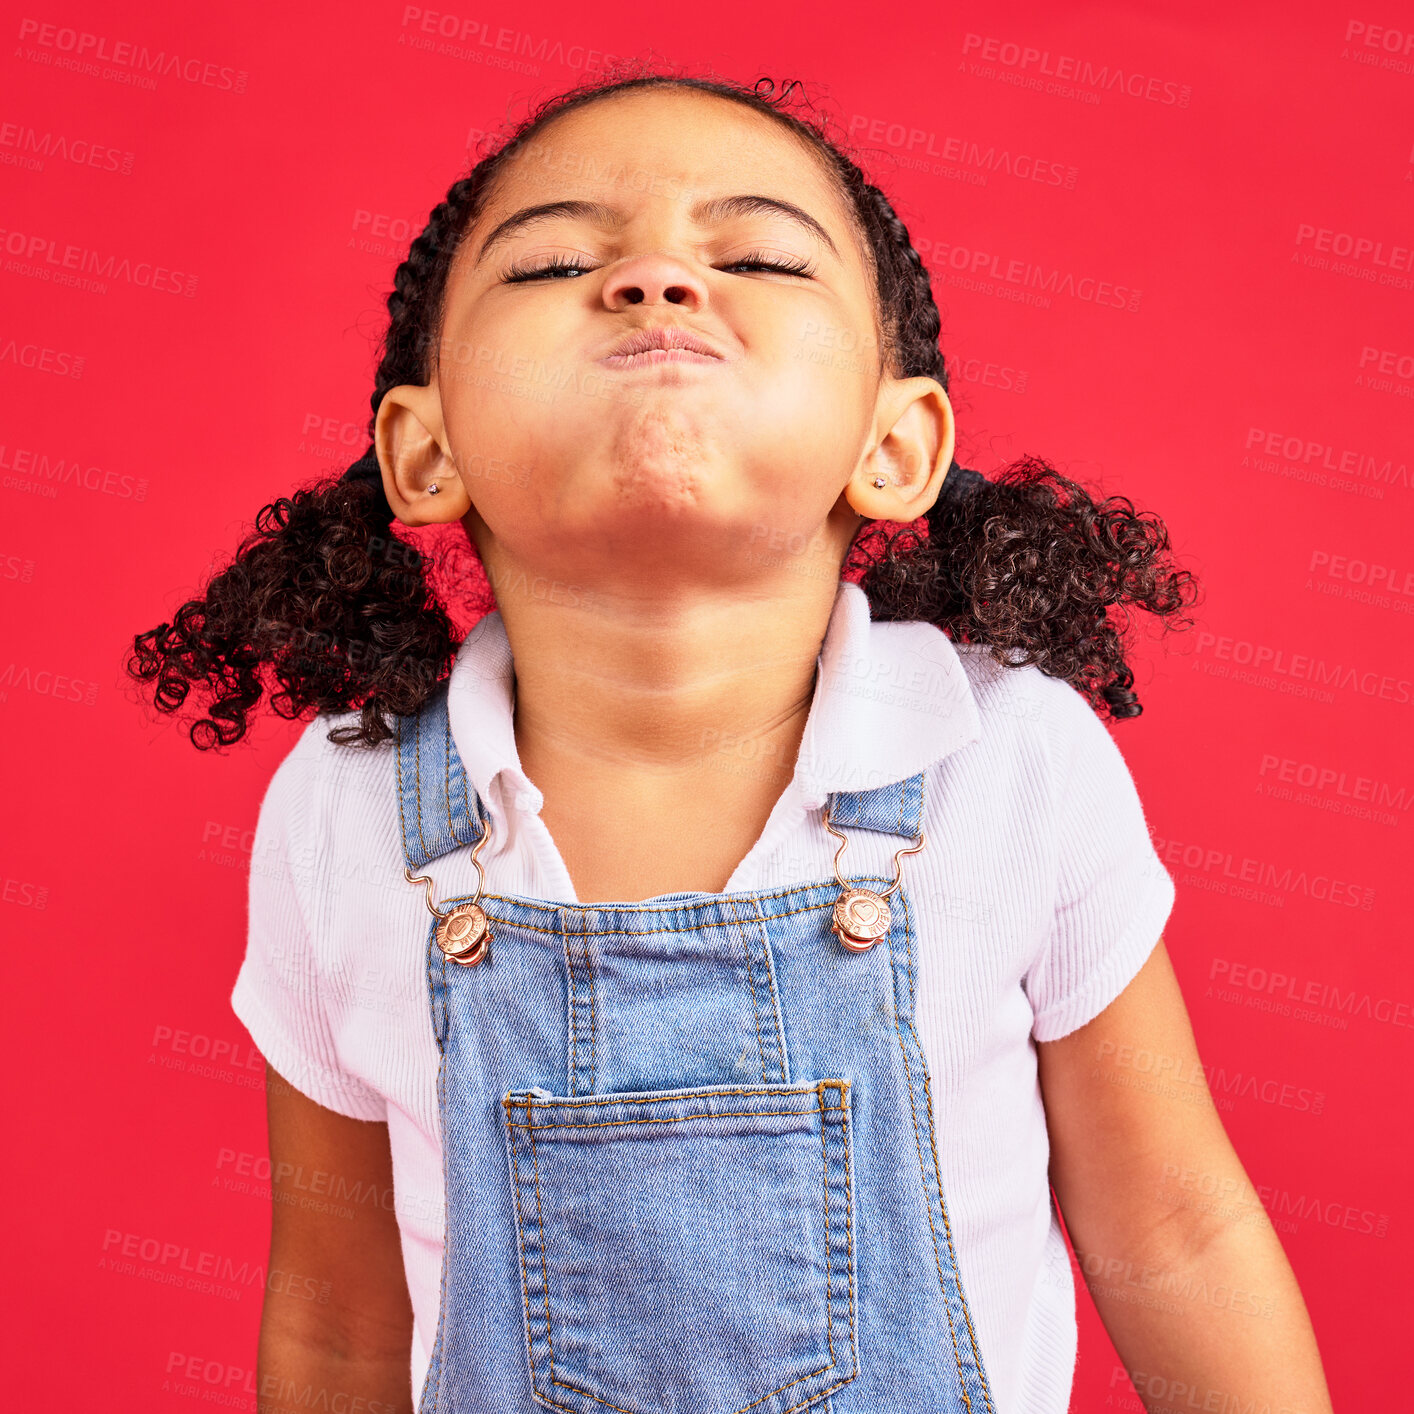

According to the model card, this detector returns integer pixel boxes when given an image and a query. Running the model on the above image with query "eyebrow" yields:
[471,193,841,266]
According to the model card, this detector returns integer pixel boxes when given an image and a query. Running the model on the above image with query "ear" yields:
[373,384,472,527]
[844,377,956,523]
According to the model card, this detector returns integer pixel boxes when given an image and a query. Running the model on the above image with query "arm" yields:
[258,1062,415,1414]
[1037,938,1334,1413]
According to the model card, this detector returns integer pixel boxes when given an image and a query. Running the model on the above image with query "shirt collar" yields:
[444,578,981,820]
[794,577,981,809]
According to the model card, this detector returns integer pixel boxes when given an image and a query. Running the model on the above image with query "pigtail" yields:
[127,460,456,750]
[858,459,1197,719]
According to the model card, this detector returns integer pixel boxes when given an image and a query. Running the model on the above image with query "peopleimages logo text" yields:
[15,19,249,92]
[1192,630,1413,706]
[961,33,1191,105]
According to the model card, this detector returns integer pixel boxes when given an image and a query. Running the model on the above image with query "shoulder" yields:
[256,707,400,849]
[250,709,408,945]
[928,642,1150,841]
[948,641,1110,764]
[944,643,1163,876]
[263,706,393,790]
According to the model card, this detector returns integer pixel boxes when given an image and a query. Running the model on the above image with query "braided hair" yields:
[128,62,1198,750]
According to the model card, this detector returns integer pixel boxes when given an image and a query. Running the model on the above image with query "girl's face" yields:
[386,88,950,596]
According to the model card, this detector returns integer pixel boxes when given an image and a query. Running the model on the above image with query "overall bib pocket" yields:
[502,1079,859,1414]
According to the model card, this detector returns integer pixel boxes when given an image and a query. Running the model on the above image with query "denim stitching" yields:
[419,877,896,931]
[561,916,580,1096]
[901,889,978,1409]
[527,1106,558,1388]
[442,881,894,937]
[509,1107,831,1131]
[424,971,451,1414]
[441,709,455,849]
[414,919,452,1413]
[751,894,791,1084]
[781,1381,855,1414]
[560,909,595,1097]
[502,1083,827,1112]
[432,916,448,1049]
[507,1108,540,1391]
[825,774,922,839]
[836,1083,858,1377]
[583,925,598,1095]
[394,711,430,869]
[902,889,997,1413]
[520,1085,854,1414]
[440,708,475,849]
[546,1371,842,1414]
[818,1084,836,1369]
[434,923,447,1043]
[920,1061,996,1412]
[884,893,972,1409]
[554,895,883,936]
[530,1149,842,1414]
[727,897,770,1081]
[815,1082,858,1379]
[399,692,481,867]
[413,709,434,864]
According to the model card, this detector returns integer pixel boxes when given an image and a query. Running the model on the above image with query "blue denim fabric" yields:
[397,681,996,1414]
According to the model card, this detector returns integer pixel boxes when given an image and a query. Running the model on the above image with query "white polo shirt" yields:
[232,575,1176,1413]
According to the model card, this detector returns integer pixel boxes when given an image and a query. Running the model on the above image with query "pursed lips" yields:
[598,346,724,368]
[596,326,729,368]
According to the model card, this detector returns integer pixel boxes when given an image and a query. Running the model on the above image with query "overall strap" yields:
[825,771,927,842]
[394,679,486,871]
[395,676,929,870]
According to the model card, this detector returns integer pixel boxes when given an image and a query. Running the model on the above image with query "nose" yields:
[600,251,708,310]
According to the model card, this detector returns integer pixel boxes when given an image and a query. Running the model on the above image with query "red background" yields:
[4,0,1409,1406]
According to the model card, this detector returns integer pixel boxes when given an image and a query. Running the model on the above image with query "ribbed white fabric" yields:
[232,576,1175,1412]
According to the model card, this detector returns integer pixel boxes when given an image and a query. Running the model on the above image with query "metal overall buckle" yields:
[823,805,925,952]
[404,805,494,967]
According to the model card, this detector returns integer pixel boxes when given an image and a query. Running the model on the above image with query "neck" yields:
[502,582,838,808]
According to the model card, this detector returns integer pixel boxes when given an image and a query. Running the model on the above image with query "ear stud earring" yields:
[871,476,887,488]
[428,482,441,495]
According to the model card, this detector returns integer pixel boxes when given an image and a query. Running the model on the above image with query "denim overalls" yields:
[396,681,996,1414]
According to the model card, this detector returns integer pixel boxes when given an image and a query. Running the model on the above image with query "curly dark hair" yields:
[128,61,1198,751]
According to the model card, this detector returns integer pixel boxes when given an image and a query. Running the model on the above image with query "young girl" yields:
[129,67,1333,1414]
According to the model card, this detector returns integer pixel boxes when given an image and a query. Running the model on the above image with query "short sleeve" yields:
[231,727,387,1121]
[1024,684,1177,1043]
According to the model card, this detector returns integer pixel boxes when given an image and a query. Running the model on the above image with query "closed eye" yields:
[502,254,591,282]
[501,249,817,283]
[724,251,816,277]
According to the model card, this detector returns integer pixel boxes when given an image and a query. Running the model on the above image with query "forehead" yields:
[473,87,855,243]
